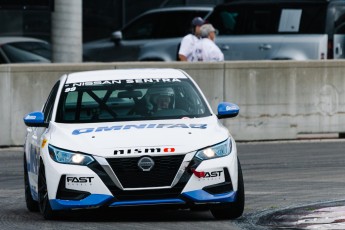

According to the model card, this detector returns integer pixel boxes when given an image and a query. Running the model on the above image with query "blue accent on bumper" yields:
[31,189,38,201]
[49,191,235,211]
[109,198,185,207]
[182,190,237,203]
[50,194,113,210]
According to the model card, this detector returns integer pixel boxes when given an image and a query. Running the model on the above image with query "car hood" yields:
[48,116,230,157]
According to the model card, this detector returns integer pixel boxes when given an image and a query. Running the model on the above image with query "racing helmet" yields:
[146,87,175,109]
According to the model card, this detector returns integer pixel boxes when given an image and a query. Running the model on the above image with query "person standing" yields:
[178,17,205,61]
[192,23,224,62]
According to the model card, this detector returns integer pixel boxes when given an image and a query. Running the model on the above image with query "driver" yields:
[146,87,175,112]
[156,94,171,110]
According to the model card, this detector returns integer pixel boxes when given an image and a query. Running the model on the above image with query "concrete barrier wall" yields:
[1,61,345,146]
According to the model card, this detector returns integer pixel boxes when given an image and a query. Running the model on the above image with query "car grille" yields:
[106,155,185,188]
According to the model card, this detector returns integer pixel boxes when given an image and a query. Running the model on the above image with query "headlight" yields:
[195,138,232,160]
[48,145,94,165]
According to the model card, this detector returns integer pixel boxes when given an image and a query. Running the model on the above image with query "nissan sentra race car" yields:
[23,68,244,220]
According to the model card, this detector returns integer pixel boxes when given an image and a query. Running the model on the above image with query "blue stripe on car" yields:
[182,190,237,203]
[50,194,113,210]
[49,191,236,211]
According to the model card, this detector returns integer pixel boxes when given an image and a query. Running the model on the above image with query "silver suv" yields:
[83,6,212,62]
[206,0,345,60]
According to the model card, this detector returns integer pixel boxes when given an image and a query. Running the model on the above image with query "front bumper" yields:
[46,147,239,211]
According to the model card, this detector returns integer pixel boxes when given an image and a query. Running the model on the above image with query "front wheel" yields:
[210,158,245,219]
[38,161,58,220]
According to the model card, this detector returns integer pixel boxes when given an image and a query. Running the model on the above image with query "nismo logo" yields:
[72,123,207,135]
[114,147,175,155]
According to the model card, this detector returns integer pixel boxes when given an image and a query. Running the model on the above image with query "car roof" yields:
[65,68,189,84]
[0,36,48,45]
[143,6,213,14]
[216,0,335,5]
[126,6,213,28]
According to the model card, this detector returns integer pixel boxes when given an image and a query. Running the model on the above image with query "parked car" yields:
[23,68,244,220]
[0,37,51,64]
[83,7,212,62]
[206,0,345,60]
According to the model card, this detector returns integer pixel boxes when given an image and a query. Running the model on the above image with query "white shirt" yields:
[178,34,199,61]
[192,38,224,62]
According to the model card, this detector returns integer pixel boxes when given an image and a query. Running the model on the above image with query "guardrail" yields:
[1,61,345,146]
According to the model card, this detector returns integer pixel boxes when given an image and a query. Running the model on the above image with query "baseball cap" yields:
[191,17,205,26]
[200,24,218,37]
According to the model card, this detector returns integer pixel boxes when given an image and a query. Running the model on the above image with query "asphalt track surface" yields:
[1,139,345,230]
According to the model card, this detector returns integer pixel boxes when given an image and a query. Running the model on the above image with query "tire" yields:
[38,161,58,220]
[24,155,39,212]
[210,158,245,220]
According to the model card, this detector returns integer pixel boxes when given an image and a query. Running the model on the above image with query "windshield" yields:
[56,78,211,123]
[2,41,51,63]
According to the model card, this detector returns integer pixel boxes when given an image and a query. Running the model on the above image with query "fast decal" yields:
[65,78,181,91]
[192,169,223,178]
[66,177,94,183]
[72,123,207,135]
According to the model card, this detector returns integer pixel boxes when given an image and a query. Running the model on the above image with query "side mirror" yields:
[23,111,48,128]
[217,102,239,119]
[111,31,122,45]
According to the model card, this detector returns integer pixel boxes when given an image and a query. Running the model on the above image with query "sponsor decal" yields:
[72,123,207,135]
[25,115,36,119]
[64,78,182,92]
[226,105,237,111]
[163,148,175,153]
[66,176,94,183]
[115,148,161,155]
[192,169,223,179]
[114,147,175,155]
[65,176,95,190]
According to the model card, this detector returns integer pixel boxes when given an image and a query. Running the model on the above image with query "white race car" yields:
[23,68,244,220]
